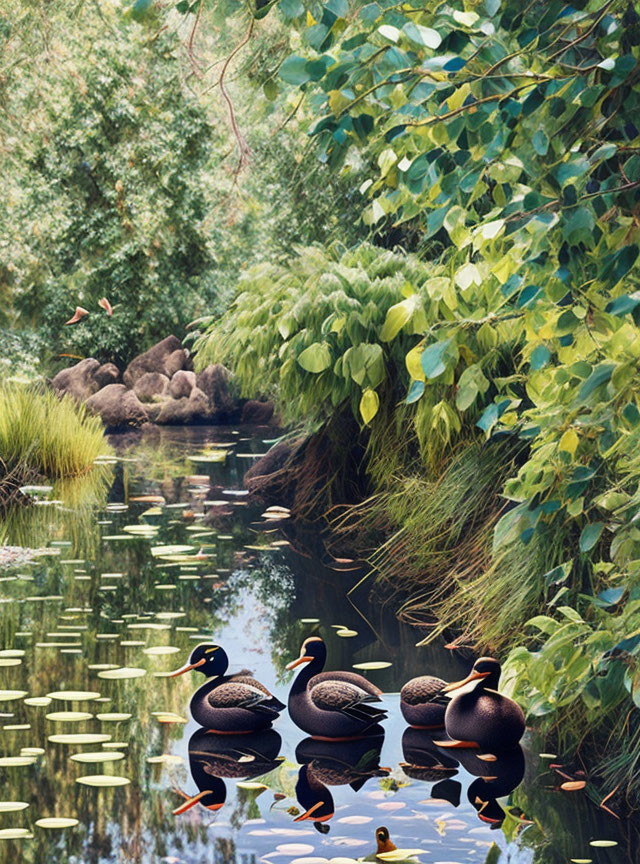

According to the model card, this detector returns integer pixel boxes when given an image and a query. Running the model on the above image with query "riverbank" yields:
[192,242,640,816]
[0,421,633,863]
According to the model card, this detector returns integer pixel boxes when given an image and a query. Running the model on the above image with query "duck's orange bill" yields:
[293,801,332,822]
[169,657,206,677]
[443,670,491,693]
[173,790,222,815]
[286,655,312,670]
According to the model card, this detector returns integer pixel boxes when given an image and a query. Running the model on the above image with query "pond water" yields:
[0,426,635,864]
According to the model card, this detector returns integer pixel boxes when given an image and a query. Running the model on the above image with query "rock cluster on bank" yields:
[51,335,275,430]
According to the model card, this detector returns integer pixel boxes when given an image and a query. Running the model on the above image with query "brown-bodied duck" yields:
[286,637,387,739]
[400,674,448,729]
[437,657,525,750]
[170,643,285,733]
[364,827,397,859]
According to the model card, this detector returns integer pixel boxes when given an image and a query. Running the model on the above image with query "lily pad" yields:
[71,751,125,763]
[0,828,32,839]
[352,662,392,670]
[76,774,130,787]
[143,646,179,656]
[147,754,183,765]
[0,690,28,702]
[0,756,37,766]
[47,691,101,702]
[97,667,146,680]
[49,734,111,745]
[35,818,79,829]
[96,713,132,722]
[46,712,93,722]
[0,802,29,812]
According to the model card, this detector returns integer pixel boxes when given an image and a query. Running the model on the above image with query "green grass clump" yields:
[0,384,108,479]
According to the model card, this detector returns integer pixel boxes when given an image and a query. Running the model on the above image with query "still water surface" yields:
[0,426,634,863]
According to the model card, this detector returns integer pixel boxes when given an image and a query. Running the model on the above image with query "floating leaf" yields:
[561,780,586,791]
[35,818,79,829]
[97,667,146,680]
[47,691,101,702]
[143,646,179,656]
[96,713,132,722]
[0,802,29,812]
[46,712,93,722]
[0,691,28,702]
[147,754,183,765]
[0,756,36,767]
[352,661,391,670]
[76,774,130,787]
[0,828,32,839]
[71,751,125,763]
[49,734,111,745]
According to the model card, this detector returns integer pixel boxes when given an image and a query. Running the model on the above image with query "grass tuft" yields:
[0,383,108,480]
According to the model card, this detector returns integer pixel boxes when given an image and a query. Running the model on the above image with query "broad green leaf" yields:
[579,522,604,553]
[297,343,332,373]
[380,296,419,341]
[359,388,379,424]
[558,428,579,456]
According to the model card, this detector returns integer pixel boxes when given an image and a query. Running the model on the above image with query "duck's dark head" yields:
[375,826,396,854]
[444,657,501,693]
[286,636,326,670]
[170,643,228,678]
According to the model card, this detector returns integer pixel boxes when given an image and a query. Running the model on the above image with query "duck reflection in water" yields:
[293,726,389,830]
[173,727,283,818]
[401,728,525,826]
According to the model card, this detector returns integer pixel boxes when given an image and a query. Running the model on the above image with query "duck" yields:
[436,657,525,751]
[365,827,424,864]
[286,637,387,740]
[400,674,448,729]
[364,826,397,859]
[170,643,285,732]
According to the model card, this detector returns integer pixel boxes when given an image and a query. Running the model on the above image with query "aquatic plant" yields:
[0,384,108,480]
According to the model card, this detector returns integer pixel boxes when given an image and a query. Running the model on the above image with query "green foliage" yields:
[1,8,215,366]
[0,328,48,383]
[194,0,640,804]
[194,242,437,427]
[0,385,109,478]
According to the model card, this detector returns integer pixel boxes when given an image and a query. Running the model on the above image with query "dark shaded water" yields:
[0,426,634,863]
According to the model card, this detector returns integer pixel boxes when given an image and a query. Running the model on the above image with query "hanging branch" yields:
[218,16,254,175]
[186,0,206,78]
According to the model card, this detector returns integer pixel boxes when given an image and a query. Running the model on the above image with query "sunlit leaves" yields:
[359,388,379,424]
[297,343,332,373]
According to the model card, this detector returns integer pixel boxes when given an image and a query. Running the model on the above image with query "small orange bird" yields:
[65,306,89,325]
[374,827,397,856]
[98,297,114,316]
